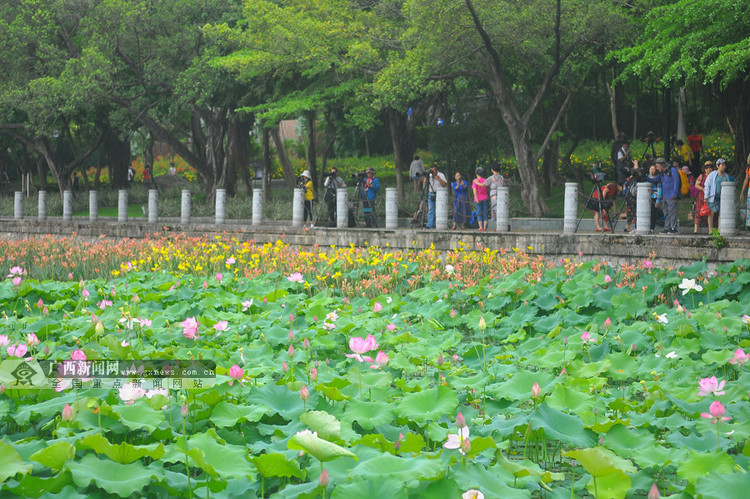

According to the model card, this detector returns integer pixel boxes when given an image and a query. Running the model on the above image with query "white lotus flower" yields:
[678,278,703,295]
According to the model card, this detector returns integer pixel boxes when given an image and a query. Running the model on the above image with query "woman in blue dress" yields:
[451,172,471,230]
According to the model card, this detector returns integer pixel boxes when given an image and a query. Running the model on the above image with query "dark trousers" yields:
[363,199,376,227]
[304,200,313,222]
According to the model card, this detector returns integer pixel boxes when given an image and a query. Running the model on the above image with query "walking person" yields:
[704,158,730,232]
[647,158,681,234]
[451,172,471,230]
[472,167,490,231]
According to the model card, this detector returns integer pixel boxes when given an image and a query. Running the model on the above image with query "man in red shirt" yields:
[687,126,703,177]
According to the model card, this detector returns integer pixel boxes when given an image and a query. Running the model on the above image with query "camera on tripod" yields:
[351,171,367,183]
[295,175,307,188]
[624,163,646,181]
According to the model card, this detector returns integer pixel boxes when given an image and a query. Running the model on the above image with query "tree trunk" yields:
[36,156,47,191]
[508,129,548,216]
[723,78,750,175]
[105,128,130,189]
[270,126,297,189]
[262,127,272,201]
[319,109,337,184]
[305,110,318,191]
[386,107,414,200]
[677,86,687,140]
[606,68,619,139]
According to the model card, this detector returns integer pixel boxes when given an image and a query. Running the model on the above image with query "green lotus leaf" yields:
[0,441,33,483]
[65,453,163,497]
[564,447,636,477]
[210,400,267,428]
[695,470,750,499]
[112,402,164,431]
[343,400,395,430]
[29,441,76,470]
[331,477,407,499]
[77,433,164,464]
[676,450,734,484]
[348,453,443,482]
[252,453,304,480]
[395,385,458,425]
[3,470,72,497]
[287,430,357,462]
[300,410,341,441]
[585,468,632,499]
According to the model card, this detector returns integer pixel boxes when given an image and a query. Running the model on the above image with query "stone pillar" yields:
[215,188,226,224]
[89,191,98,222]
[181,190,191,225]
[292,188,304,227]
[496,186,510,232]
[336,189,349,229]
[385,187,398,229]
[63,190,73,222]
[14,192,22,220]
[118,190,128,222]
[563,183,578,234]
[252,189,263,226]
[719,181,737,236]
[435,187,449,230]
[38,191,47,221]
[148,189,158,223]
[636,182,651,234]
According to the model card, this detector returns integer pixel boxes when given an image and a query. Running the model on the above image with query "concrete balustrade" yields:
[38,191,47,221]
[719,181,737,236]
[563,183,578,234]
[385,188,398,229]
[435,187,449,230]
[63,190,73,221]
[14,191,23,220]
[118,190,128,222]
[252,189,263,226]
[181,190,191,224]
[336,189,349,228]
[636,182,651,235]
[89,191,98,222]
[148,189,159,223]
[292,188,304,227]
[215,189,226,224]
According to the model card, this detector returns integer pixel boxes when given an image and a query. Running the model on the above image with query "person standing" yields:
[361,167,380,227]
[409,156,426,193]
[647,157,681,234]
[586,181,620,232]
[704,158,730,232]
[687,126,703,177]
[610,132,626,169]
[693,161,713,233]
[649,165,664,233]
[323,167,346,226]
[472,167,490,231]
[485,163,505,221]
[616,141,632,186]
[451,172,470,230]
[740,154,750,231]
[424,164,448,229]
[300,170,315,226]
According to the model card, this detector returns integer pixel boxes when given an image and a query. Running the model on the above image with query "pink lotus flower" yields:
[62,403,75,421]
[643,259,653,270]
[697,376,726,397]
[7,266,26,277]
[226,257,236,265]
[228,364,244,386]
[386,323,396,331]
[12,276,21,286]
[300,385,309,401]
[0,335,9,347]
[603,317,612,327]
[7,344,27,358]
[604,275,612,283]
[450,309,457,318]
[287,272,304,283]
[26,333,39,346]
[373,302,383,312]
[241,299,253,311]
[701,400,731,424]
[742,314,750,324]
[215,273,223,281]
[140,318,153,328]
[181,317,199,340]
[345,335,378,362]
[462,490,485,499]
[444,426,470,455]
[729,348,750,366]
[370,351,389,369]
[202,281,208,289]
[213,321,229,334]
[118,384,146,405]
[71,349,86,361]
[580,331,595,343]
[310,367,318,381]
[98,300,113,310]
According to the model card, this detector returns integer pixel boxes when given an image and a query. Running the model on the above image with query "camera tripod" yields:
[411,173,436,228]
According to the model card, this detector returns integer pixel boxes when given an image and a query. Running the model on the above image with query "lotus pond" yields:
[0,236,749,498]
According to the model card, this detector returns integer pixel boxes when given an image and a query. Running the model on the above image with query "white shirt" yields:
[428,171,448,192]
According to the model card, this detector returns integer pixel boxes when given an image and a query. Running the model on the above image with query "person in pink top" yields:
[472,167,490,231]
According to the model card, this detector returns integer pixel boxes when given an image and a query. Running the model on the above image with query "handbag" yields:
[698,204,711,217]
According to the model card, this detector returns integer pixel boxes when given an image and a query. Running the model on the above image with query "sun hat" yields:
[681,166,690,174]
[301,170,311,179]
[366,167,375,174]
[654,157,667,165]
[716,158,726,165]
[704,160,714,166]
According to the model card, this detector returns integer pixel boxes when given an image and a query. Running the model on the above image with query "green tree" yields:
[614,0,750,168]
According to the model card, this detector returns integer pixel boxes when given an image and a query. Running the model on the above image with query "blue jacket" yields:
[648,166,680,200]
[362,177,380,201]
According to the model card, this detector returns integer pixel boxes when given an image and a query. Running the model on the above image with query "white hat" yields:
[301,170,311,179]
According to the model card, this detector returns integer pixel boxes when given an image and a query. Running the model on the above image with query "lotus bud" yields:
[478,316,486,331]
[43,345,49,355]
[181,403,189,418]
[647,483,660,499]
[95,320,104,336]
[282,361,289,372]
[437,354,444,365]
[450,309,457,318]
[288,345,295,358]
[456,411,466,429]
[452,354,459,362]
[319,469,330,487]
[314,359,319,368]
[289,313,294,323]
[62,403,75,421]
[303,337,310,350]
[289,330,295,341]
[37,299,44,309]
[300,385,309,401]
[131,294,140,304]
[531,382,541,399]
[461,437,471,454]
[393,439,401,451]
[0,384,4,395]
[310,367,318,382]
[631,344,637,352]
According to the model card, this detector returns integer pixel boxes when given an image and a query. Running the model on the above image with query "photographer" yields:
[616,141,632,186]
[409,156,426,193]
[300,170,315,227]
[323,167,346,226]
[587,180,621,232]
[646,158,680,234]
[425,164,448,229]
[361,167,380,227]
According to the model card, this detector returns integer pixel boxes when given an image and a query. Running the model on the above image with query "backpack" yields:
[678,169,689,197]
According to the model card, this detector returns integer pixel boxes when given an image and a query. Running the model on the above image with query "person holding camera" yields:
[646,158,681,234]
[323,167,346,226]
[425,164,448,229]
[587,181,620,232]
[409,155,426,193]
[616,141,632,186]
[300,170,315,226]
[361,167,380,227]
